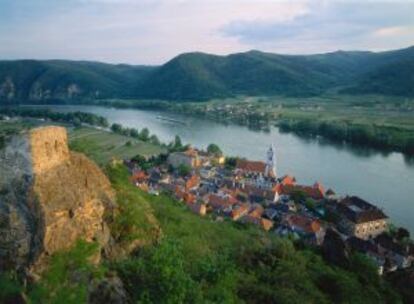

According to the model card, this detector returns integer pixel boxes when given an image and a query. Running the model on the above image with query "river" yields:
[33,105,414,234]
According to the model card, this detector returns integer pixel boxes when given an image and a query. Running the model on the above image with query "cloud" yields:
[0,0,413,63]
[373,26,407,37]
[220,1,414,53]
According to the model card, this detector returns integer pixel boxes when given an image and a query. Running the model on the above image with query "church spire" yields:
[265,144,276,177]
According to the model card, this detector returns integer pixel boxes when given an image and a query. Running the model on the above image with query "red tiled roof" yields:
[284,214,321,234]
[185,175,200,191]
[184,192,196,204]
[249,204,264,218]
[230,203,249,220]
[130,171,148,183]
[236,159,266,174]
[275,183,325,200]
[244,184,276,201]
[260,218,274,231]
[242,215,274,231]
[280,175,296,186]
[190,203,207,216]
[209,194,237,210]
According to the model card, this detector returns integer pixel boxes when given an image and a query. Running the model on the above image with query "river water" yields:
[33,105,414,234]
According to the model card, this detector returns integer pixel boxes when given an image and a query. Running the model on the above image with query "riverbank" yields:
[33,95,414,155]
[6,94,414,155]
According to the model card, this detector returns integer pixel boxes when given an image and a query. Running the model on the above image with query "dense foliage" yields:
[207,143,223,156]
[109,123,160,146]
[279,119,414,154]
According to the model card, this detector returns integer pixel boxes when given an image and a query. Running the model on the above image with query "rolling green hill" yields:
[1,46,413,103]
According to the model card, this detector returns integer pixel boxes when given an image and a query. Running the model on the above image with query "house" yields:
[174,186,196,204]
[242,215,274,231]
[185,174,200,191]
[248,204,264,218]
[279,214,325,245]
[325,189,337,200]
[168,149,200,168]
[183,192,196,204]
[336,196,388,240]
[208,193,238,212]
[264,207,280,221]
[130,170,148,185]
[375,234,413,269]
[243,184,278,204]
[236,159,267,175]
[230,203,250,220]
[274,201,297,213]
[189,203,207,216]
[279,175,296,186]
[275,182,325,201]
[199,166,216,179]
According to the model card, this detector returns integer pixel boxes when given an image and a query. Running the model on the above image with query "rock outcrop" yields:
[0,126,116,274]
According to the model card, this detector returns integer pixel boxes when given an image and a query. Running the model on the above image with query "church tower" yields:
[265,144,277,177]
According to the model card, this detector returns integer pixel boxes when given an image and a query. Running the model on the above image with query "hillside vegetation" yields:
[1,46,414,102]
[105,165,401,303]
[0,121,405,303]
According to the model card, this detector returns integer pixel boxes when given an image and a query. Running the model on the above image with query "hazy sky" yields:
[1,0,414,64]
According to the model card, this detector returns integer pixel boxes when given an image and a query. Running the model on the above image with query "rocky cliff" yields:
[0,126,116,275]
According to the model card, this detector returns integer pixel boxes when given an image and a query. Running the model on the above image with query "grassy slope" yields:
[68,127,165,165]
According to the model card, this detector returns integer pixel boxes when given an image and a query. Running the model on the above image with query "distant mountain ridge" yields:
[1,46,414,103]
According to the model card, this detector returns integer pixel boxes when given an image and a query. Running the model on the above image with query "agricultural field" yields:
[68,127,165,165]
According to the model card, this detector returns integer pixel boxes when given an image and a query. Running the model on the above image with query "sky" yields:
[0,0,414,65]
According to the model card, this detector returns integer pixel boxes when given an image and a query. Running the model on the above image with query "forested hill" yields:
[0,60,154,102]
[1,46,414,103]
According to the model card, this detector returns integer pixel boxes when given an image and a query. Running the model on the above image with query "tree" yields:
[150,134,160,145]
[207,143,222,156]
[130,128,139,138]
[291,190,307,204]
[139,128,150,142]
[111,123,122,134]
[132,154,147,167]
[305,198,316,211]
[224,157,238,169]
[174,135,183,149]
[396,227,410,241]
[178,164,191,177]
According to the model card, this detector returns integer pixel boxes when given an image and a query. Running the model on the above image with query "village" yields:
[126,143,414,276]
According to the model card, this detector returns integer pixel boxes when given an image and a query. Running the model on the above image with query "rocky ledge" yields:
[0,126,116,275]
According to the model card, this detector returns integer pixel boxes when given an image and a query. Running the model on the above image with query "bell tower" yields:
[265,144,276,177]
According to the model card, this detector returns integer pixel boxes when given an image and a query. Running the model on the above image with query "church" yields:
[235,145,278,191]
